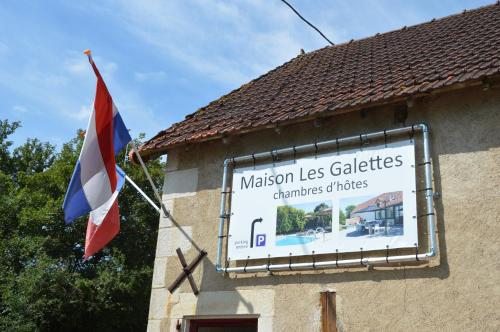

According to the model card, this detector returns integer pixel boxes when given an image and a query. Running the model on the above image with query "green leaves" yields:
[276,205,306,234]
[0,119,21,173]
[0,122,162,331]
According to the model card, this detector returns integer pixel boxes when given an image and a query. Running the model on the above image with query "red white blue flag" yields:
[84,165,125,259]
[63,53,131,258]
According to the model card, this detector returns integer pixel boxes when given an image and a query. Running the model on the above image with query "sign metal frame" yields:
[216,124,437,274]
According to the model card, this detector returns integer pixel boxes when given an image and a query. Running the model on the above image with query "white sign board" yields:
[227,141,418,260]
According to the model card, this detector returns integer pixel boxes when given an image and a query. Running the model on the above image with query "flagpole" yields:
[130,144,169,217]
[124,174,160,212]
[129,143,203,253]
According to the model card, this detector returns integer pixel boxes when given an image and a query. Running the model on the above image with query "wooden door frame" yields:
[188,317,258,332]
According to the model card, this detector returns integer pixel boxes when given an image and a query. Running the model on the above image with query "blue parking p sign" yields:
[256,234,266,247]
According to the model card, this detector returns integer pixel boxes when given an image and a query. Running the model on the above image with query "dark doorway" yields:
[188,318,258,332]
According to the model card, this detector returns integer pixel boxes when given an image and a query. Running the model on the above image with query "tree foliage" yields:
[276,205,306,235]
[339,205,356,226]
[0,119,21,173]
[313,202,328,213]
[339,209,346,225]
[344,205,356,219]
[276,203,332,235]
[0,119,163,331]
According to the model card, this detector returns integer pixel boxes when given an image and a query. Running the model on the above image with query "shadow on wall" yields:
[197,246,449,296]
[178,86,500,311]
[430,151,449,281]
[193,259,256,316]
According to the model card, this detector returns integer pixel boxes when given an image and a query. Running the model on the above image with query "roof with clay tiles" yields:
[140,3,500,157]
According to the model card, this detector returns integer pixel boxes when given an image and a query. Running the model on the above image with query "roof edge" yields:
[139,75,498,159]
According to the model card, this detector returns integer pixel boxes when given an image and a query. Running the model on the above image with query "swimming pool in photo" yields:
[276,235,316,246]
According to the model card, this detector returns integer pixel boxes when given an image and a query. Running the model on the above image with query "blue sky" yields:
[287,201,331,214]
[339,195,373,211]
[0,0,493,149]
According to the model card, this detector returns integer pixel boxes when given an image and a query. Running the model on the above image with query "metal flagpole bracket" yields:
[168,248,207,295]
[130,143,205,254]
[130,144,170,218]
[124,175,160,212]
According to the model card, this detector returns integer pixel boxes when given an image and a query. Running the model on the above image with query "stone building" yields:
[139,4,500,331]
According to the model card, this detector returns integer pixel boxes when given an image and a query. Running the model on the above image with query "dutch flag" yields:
[63,52,131,258]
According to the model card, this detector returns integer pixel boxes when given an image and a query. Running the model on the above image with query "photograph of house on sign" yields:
[340,191,404,239]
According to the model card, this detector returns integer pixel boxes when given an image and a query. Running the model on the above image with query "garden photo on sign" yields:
[275,201,332,246]
[339,191,404,239]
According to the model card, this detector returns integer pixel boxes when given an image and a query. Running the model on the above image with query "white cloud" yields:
[0,41,8,55]
[1,0,489,149]
[12,105,27,113]
[100,60,118,78]
[0,50,96,126]
[0,50,126,126]
[71,105,92,121]
[64,56,88,76]
[86,0,332,87]
[134,70,166,82]
[64,52,118,79]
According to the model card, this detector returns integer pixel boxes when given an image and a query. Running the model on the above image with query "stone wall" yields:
[147,85,500,331]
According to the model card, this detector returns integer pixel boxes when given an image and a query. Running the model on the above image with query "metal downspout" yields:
[215,159,230,272]
[419,123,437,257]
